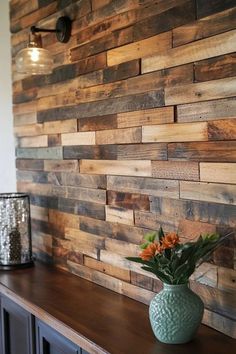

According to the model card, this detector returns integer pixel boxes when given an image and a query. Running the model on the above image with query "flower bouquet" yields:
[126,227,226,344]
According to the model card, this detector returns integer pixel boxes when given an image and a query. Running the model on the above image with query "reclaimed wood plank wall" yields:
[10,0,236,338]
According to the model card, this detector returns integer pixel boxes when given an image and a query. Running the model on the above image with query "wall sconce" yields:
[15,16,71,75]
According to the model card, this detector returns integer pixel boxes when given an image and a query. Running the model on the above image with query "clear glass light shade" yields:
[15,47,53,75]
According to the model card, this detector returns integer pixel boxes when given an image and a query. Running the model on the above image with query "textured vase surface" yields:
[149,283,204,344]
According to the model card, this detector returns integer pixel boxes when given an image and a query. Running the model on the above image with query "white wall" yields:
[0,0,16,192]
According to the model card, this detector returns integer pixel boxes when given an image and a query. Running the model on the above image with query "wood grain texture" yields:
[107,31,172,66]
[80,160,152,177]
[142,30,236,73]
[61,132,96,146]
[142,122,208,143]
[180,181,236,205]
[96,127,142,145]
[105,206,134,226]
[200,163,236,184]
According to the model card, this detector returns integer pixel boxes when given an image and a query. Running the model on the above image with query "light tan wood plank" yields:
[180,181,236,205]
[18,135,48,148]
[117,107,174,128]
[200,163,236,184]
[44,160,79,172]
[165,77,236,105]
[142,122,208,142]
[107,31,172,66]
[80,160,152,177]
[105,205,134,226]
[96,127,141,145]
[43,119,77,135]
[61,132,96,146]
[30,205,49,222]
[14,124,43,137]
[142,29,236,73]
[218,267,236,292]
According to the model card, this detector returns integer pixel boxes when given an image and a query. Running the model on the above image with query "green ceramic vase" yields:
[149,283,204,344]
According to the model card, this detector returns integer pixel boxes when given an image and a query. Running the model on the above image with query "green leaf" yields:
[158,227,165,240]
[140,242,149,250]
[144,231,157,243]
[126,257,151,266]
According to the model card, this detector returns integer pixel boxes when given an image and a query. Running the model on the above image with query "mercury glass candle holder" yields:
[0,193,33,270]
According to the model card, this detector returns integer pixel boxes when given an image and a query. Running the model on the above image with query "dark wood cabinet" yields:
[36,319,81,354]
[0,295,90,354]
[0,296,35,354]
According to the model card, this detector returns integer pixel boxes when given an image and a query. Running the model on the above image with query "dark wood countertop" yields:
[0,262,234,354]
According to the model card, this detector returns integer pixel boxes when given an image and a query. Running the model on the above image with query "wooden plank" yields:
[49,209,80,237]
[16,159,44,171]
[133,0,195,41]
[142,30,236,73]
[71,27,133,61]
[16,170,49,184]
[44,160,78,172]
[168,141,236,162]
[96,127,141,145]
[76,64,192,103]
[191,263,218,288]
[173,7,236,47]
[43,119,78,134]
[16,147,63,159]
[13,101,36,115]
[117,107,174,128]
[14,124,43,137]
[67,186,106,204]
[61,132,96,146]
[107,190,150,211]
[18,135,48,148]
[58,197,105,220]
[151,161,199,181]
[17,181,52,196]
[30,205,49,222]
[218,267,236,292]
[214,246,234,268]
[134,211,179,231]
[72,52,107,75]
[177,97,236,123]
[165,77,236,105]
[131,272,153,291]
[107,175,179,199]
[63,145,118,160]
[62,172,107,190]
[107,31,172,66]
[203,309,236,339]
[105,238,140,257]
[91,0,110,10]
[78,114,117,132]
[48,134,61,147]
[117,143,167,160]
[208,119,236,140]
[195,53,236,82]
[180,181,236,205]
[196,0,236,19]
[37,92,76,111]
[103,60,140,84]
[200,163,236,184]
[65,228,105,250]
[14,112,37,126]
[80,160,152,177]
[142,122,208,142]
[79,215,147,244]
[178,219,217,241]
[37,90,164,122]
[84,256,131,282]
[10,0,38,21]
[105,206,134,226]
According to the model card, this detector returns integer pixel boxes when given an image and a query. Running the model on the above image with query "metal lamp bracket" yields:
[30,16,71,43]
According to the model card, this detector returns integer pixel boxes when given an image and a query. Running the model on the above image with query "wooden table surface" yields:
[0,262,234,354]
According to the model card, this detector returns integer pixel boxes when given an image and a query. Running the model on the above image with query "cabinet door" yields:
[1,296,35,354]
[36,319,81,354]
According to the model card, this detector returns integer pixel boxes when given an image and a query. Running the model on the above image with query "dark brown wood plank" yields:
[196,0,236,19]
[107,190,150,211]
[78,114,118,131]
[168,141,236,162]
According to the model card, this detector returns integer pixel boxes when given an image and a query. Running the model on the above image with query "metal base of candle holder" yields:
[0,261,34,271]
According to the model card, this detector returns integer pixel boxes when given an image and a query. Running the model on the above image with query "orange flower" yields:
[140,242,162,261]
[161,232,179,249]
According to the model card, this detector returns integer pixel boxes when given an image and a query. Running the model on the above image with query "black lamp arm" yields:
[31,26,60,34]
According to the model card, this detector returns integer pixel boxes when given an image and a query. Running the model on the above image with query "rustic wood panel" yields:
[80,160,152,177]
[142,30,236,73]
[12,0,236,338]
[180,181,236,205]
[142,122,208,143]
[177,97,236,123]
[173,7,236,47]
[200,163,236,184]
[107,31,172,66]
[168,141,236,162]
